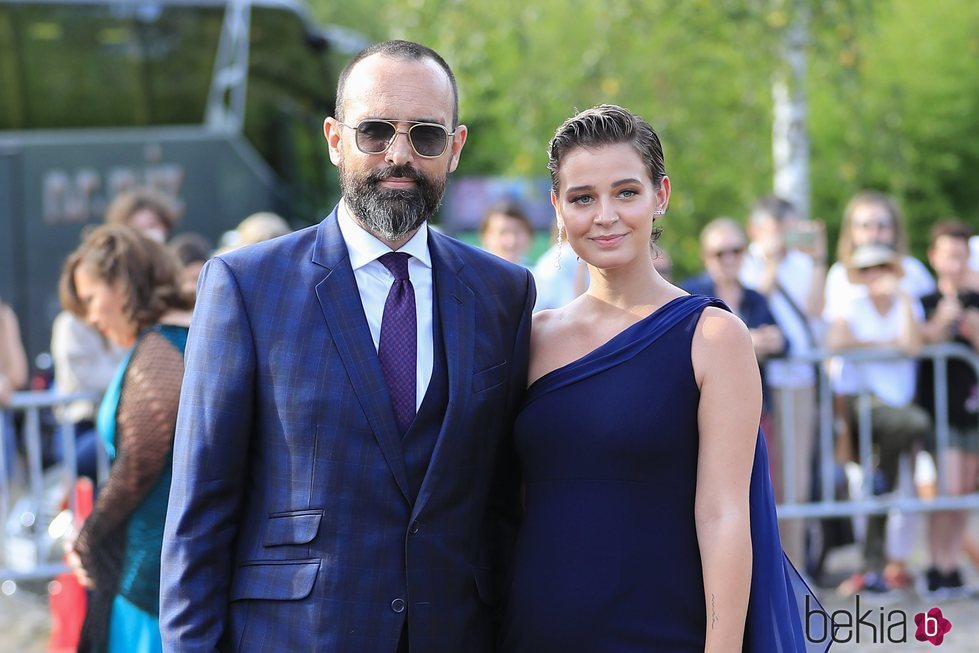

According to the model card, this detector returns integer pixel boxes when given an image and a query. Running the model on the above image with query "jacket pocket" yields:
[473,566,494,604]
[472,361,508,393]
[230,559,321,601]
[263,511,322,547]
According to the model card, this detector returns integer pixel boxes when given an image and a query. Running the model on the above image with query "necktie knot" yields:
[379,252,411,281]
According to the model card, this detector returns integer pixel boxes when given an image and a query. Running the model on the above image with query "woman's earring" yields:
[653,209,665,216]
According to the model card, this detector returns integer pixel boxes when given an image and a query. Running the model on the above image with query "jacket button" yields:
[409,521,420,535]
[391,598,406,613]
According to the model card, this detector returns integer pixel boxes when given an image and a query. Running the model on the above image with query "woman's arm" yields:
[894,293,923,356]
[73,331,183,577]
[825,316,862,351]
[0,304,29,404]
[692,307,759,653]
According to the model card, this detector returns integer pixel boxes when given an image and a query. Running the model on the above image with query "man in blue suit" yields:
[160,40,535,652]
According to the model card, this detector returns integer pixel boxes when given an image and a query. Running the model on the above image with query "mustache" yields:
[368,164,427,185]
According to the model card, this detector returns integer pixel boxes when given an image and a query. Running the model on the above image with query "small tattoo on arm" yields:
[711,593,717,630]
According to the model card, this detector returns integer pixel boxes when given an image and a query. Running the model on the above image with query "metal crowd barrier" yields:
[775,342,979,519]
[0,390,102,584]
[2,345,977,584]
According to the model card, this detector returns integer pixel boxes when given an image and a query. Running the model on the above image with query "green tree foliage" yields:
[310,0,979,277]
[809,0,979,259]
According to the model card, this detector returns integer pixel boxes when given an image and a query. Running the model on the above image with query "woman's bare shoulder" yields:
[691,306,755,385]
[528,304,588,384]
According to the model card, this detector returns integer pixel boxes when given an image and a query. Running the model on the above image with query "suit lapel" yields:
[312,211,411,504]
[411,231,475,519]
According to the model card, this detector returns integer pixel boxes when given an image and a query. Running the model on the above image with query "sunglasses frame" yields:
[710,246,746,260]
[337,119,455,159]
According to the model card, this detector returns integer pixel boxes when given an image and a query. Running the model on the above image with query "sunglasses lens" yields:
[409,124,449,157]
[356,120,396,153]
[714,247,744,259]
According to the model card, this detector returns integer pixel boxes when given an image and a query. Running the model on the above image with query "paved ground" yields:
[1,520,977,652]
[811,515,979,652]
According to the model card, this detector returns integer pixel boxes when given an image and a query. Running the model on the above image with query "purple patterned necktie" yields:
[378,252,416,436]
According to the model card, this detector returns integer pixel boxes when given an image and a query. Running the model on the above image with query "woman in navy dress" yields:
[500,105,827,653]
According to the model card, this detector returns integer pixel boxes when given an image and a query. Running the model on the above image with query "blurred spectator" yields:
[532,224,588,312]
[916,221,979,597]
[739,195,825,569]
[826,243,930,596]
[50,310,127,479]
[104,187,180,244]
[967,235,979,290]
[0,296,28,475]
[168,232,213,296]
[0,296,28,405]
[61,224,194,653]
[218,212,291,253]
[825,191,934,316]
[51,187,183,475]
[683,218,785,364]
[478,199,534,266]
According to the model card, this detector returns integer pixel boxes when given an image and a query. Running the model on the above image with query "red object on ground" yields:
[48,477,93,653]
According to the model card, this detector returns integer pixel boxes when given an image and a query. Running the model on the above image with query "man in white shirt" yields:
[162,41,535,653]
[740,195,826,568]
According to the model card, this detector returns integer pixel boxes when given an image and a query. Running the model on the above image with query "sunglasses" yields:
[853,219,893,230]
[338,119,455,159]
[709,246,746,259]
[858,263,894,273]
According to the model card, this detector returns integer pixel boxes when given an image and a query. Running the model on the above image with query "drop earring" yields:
[555,224,566,270]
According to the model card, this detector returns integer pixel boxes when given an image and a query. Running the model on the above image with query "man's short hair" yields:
[928,220,973,248]
[479,200,533,237]
[335,40,459,126]
[750,194,796,225]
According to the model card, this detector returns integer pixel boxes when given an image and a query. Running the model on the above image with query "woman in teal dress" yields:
[61,224,195,653]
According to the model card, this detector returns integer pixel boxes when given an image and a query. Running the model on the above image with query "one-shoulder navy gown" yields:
[501,295,829,652]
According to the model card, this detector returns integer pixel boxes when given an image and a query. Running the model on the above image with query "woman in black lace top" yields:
[60,224,195,653]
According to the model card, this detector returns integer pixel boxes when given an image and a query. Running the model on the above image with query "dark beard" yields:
[340,163,447,242]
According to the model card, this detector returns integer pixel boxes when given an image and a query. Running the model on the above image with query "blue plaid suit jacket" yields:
[160,208,534,652]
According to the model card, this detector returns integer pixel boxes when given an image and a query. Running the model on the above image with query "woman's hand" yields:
[64,537,94,589]
[749,324,784,359]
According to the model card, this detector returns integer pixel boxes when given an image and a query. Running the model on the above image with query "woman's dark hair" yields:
[548,104,666,194]
[60,224,194,329]
[168,232,213,266]
[104,187,180,235]
[547,104,667,241]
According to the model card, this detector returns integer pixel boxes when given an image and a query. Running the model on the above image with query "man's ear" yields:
[324,117,343,166]
[447,124,467,173]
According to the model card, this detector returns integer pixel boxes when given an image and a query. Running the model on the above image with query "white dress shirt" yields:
[337,201,434,410]
[740,246,820,387]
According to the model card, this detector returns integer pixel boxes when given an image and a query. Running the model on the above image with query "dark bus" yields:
[0,0,365,362]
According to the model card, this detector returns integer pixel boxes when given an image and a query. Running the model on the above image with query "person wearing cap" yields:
[826,242,930,596]
[824,191,935,320]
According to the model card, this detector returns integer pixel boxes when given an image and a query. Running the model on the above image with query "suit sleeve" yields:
[485,267,535,607]
[161,257,256,652]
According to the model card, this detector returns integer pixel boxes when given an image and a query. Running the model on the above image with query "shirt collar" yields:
[337,200,432,270]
